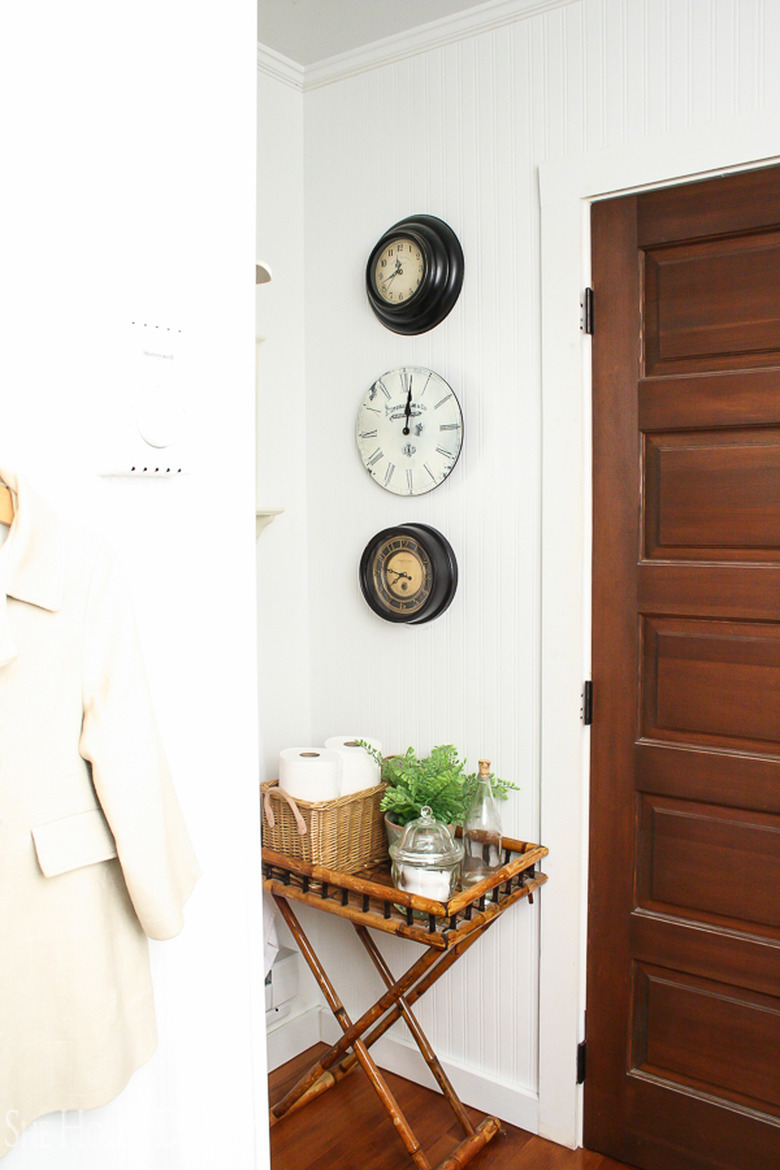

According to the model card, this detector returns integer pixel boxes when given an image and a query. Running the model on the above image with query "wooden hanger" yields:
[0,482,14,527]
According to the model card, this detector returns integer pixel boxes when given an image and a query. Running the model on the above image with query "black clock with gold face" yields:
[366,215,464,335]
[359,523,458,625]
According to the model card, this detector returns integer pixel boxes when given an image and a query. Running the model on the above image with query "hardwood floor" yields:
[269,1044,635,1170]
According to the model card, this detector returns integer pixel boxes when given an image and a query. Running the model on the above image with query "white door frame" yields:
[537,110,780,1149]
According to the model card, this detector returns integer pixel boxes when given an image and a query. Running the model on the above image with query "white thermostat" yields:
[101,319,190,477]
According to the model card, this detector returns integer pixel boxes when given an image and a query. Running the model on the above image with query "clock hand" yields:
[403,378,413,436]
[380,258,406,290]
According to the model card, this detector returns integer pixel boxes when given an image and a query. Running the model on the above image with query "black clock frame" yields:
[365,215,464,335]
[359,523,458,625]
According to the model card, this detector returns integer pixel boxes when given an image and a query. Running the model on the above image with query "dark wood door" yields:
[585,166,780,1170]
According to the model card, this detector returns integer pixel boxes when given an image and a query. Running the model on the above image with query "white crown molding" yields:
[257,44,304,91]
[258,0,578,92]
[300,0,577,91]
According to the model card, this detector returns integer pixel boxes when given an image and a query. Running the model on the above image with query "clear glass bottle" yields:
[462,759,502,887]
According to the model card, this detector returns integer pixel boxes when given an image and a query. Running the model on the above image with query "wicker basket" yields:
[260,779,388,873]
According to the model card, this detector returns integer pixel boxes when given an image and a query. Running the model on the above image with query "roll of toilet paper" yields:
[324,736,382,795]
[278,748,341,802]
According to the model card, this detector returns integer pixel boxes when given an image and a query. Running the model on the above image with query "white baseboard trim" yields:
[319,1011,540,1134]
[265,1005,322,1071]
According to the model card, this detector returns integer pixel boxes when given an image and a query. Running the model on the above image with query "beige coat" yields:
[0,469,199,1159]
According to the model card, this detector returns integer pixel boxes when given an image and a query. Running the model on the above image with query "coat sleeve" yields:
[78,543,200,940]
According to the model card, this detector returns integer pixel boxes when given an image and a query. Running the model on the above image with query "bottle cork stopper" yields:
[478,759,491,775]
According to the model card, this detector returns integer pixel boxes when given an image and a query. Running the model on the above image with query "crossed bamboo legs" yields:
[270,894,501,1170]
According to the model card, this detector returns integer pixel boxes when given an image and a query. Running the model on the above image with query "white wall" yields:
[256,60,312,778]
[2,3,267,1167]
[256,58,329,1044]
[257,0,780,1148]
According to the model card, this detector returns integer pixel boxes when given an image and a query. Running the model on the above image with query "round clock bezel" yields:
[365,215,464,336]
[359,523,458,625]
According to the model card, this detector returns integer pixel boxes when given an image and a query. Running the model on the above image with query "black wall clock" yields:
[359,523,458,624]
[365,215,464,335]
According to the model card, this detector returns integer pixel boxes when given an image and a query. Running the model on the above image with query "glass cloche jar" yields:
[389,806,464,902]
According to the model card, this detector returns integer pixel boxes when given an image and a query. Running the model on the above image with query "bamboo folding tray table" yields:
[263,834,548,1170]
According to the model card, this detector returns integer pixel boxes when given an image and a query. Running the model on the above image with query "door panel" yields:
[644,428,780,558]
[644,230,780,375]
[637,793,780,930]
[632,963,780,1113]
[586,167,780,1170]
[642,616,780,749]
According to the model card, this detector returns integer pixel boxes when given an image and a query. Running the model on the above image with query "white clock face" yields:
[355,366,463,496]
[373,238,425,305]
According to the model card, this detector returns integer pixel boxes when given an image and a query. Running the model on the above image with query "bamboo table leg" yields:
[274,926,488,1124]
[269,895,503,1169]
[272,894,434,1170]
[271,896,442,1121]
[354,924,476,1138]
[330,916,494,1084]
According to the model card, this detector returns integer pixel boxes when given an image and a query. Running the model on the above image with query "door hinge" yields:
[577,1040,587,1084]
[581,287,594,335]
[582,680,593,725]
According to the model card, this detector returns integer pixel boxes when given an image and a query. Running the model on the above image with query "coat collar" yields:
[0,468,65,614]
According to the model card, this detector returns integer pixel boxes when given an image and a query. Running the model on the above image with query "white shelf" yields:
[256,507,284,538]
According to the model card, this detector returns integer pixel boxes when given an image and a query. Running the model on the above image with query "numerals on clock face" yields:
[373,535,432,615]
[373,238,425,305]
[355,366,463,497]
[359,523,458,625]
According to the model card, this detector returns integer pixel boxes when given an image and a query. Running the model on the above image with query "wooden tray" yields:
[263,833,548,950]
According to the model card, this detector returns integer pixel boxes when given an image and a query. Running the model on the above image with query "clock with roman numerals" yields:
[355,366,463,496]
[359,523,458,624]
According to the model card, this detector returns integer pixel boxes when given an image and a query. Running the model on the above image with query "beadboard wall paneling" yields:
[257,0,780,1137]
[256,70,314,778]
[301,16,544,1099]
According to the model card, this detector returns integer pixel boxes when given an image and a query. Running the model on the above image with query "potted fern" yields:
[359,742,518,846]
